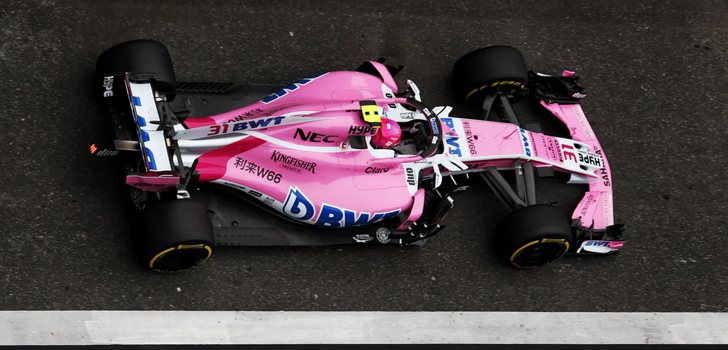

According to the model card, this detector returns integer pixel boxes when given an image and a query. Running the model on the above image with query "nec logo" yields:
[294,128,336,143]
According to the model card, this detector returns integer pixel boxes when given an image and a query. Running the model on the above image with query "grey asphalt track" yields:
[1,0,727,311]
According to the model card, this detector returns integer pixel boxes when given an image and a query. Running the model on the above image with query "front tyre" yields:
[136,200,214,272]
[495,205,572,268]
[452,46,528,106]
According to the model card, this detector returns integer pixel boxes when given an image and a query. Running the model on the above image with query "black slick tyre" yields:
[96,39,176,94]
[495,204,573,268]
[137,200,214,272]
[452,46,528,106]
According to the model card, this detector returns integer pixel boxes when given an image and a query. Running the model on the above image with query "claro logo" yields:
[365,166,389,174]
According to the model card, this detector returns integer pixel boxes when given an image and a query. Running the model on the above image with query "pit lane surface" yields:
[1,0,727,312]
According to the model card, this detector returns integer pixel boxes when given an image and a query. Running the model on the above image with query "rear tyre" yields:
[136,200,214,272]
[494,205,572,268]
[96,39,176,95]
[452,46,528,106]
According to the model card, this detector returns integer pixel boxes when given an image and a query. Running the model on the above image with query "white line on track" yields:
[0,311,727,345]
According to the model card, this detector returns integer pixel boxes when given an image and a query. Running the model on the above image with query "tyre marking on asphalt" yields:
[0,311,727,345]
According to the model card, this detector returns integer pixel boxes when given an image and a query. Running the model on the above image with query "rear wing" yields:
[124,78,173,172]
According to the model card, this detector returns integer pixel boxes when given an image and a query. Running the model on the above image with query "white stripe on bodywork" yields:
[174,116,323,140]
[174,120,346,167]
[177,132,345,168]
[243,130,344,153]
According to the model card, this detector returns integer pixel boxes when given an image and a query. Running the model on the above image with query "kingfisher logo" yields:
[519,128,532,157]
[282,187,399,227]
[261,74,324,104]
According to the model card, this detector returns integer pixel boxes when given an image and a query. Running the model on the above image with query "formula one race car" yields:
[93,40,624,272]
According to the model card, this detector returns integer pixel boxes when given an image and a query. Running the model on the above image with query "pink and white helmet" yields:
[370,117,402,148]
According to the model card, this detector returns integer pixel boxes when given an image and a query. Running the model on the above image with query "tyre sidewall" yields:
[452,46,528,105]
[96,39,176,94]
[135,199,214,272]
[495,205,573,267]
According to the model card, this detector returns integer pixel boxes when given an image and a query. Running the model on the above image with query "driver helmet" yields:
[370,117,402,148]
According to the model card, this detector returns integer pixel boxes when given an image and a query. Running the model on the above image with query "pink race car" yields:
[93,40,624,272]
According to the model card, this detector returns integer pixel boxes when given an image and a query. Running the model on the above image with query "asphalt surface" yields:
[1,0,727,311]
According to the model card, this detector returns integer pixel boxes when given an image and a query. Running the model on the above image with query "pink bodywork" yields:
[130,63,615,231]
[126,174,180,192]
[540,71,615,230]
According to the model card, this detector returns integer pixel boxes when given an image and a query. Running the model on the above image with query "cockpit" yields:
[347,97,443,158]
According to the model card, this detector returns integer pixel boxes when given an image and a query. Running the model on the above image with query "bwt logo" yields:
[282,187,315,221]
[207,116,285,136]
[445,136,462,157]
[440,117,462,157]
[282,187,399,228]
[133,94,158,171]
[261,74,323,104]
[520,128,532,157]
